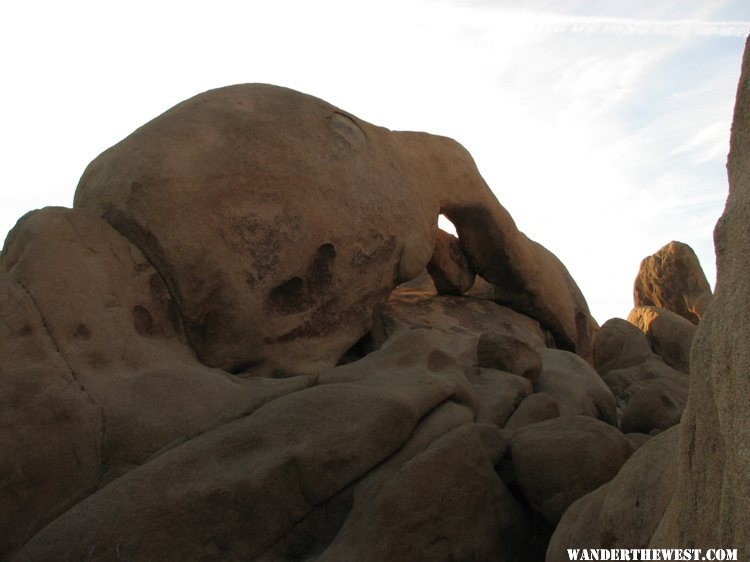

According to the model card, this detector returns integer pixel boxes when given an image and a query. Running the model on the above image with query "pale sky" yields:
[1,0,749,324]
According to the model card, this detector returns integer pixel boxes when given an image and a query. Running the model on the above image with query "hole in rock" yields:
[336,332,374,366]
[437,213,458,236]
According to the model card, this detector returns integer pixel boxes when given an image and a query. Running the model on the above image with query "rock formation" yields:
[2,54,748,559]
[656,35,750,551]
[633,240,712,325]
[73,84,595,374]
[549,36,750,558]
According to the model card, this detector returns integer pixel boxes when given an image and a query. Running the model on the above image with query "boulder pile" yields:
[1,41,748,560]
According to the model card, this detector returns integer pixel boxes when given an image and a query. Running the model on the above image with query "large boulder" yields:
[12,329,480,561]
[633,241,712,325]
[0,207,310,558]
[593,316,689,427]
[547,426,679,560]
[620,378,688,435]
[658,36,750,551]
[511,415,634,525]
[593,317,654,376]
[535,348,617,425]
[0,272,102,560]
[371,286,550,366]
[318,424,529,562]
[504,392,560,431]
[74,84,595,375]
[627,306,696,373]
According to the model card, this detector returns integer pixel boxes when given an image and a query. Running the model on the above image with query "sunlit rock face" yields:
[74,83,595,375]
[633,240,712,325]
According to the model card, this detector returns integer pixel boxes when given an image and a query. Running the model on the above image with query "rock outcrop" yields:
[633,241,712,325]
[3,68,747,560]
[547,427,679,560]
[511,415,634,526]
[73,84,595,374]
[0,84,602,561]
[659,36,750,551]
[593,317,689,434]
[426,228,476,295]
[627,306,695,373]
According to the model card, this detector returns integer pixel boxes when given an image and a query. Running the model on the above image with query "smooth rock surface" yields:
[477,331,543,383]
[319,424,528,562]
[620,378,688,434]
[511,415,634,525]
[13,337,475,561]
[504,392,561,431]
[593,317,654,376]
[627,306,695,373]
[547,427,679,560]
[535,349,617,425]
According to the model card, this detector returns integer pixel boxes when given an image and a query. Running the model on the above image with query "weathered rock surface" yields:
[74,84,595,375]
[0,207,311,557]
[426,228,476,295]
[6,76,744,560]
[547,426,679,560]
[593,316,689,428]
[504,392,560,431]
[535,348,618,425]
[633,241,712,325]
[477,332,543,384]
[318,424,528,562]
[511,415,634,525]
[13,332,477,561]
[620,378,688,434]
[371,286,550,365]
[658,36,750,551]
[627,306,695,373]
[468,368,533,427]
[0,271,101,560]
[593,317,654,376]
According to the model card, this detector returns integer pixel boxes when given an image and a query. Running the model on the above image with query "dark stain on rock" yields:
[269,277,306,315]
[267,244,337,316]
[73,324,91,340]
[133,305,157,337]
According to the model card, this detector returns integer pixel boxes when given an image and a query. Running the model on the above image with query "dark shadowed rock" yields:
[620,378,688,434]
[547,427,678,560]
[0,272,101,560]
[371,287,550,364]
[535,348,617,425]
[0,207,310,558]
[426,228,476,295]
[633,241,712,325]
[477,331,543,383]
[467,368,532,427]
[318,424,528,562]
[593,317,653,376]
[511,415,634,526]
[13,334,477,561]
[504,392,560,431]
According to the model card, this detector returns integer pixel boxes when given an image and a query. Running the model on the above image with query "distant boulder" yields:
[633,240,712,324]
